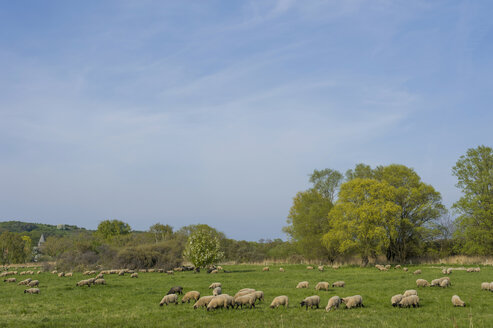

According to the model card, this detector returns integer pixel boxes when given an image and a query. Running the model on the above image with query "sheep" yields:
[94,279,106,285]
[413,270,422,275]
[342,295,363,309]
[234,293,257,309]
[391,294,404,307]
[474,267,481,272]
[416,279,429,287]
[18,278,32,285]
[451,295,465,307]
[130,273,138,278]
[223,295,234,309]
[193,296,215,309]
[315,281,330,291]
[65,272,73,277]
[438,277,451,285]
[76,279,92,287]
[148,269,156,273]
[325,296,341,311]
[27,280,39,287]
[481,282,490,290]
[58,272,65,277]
[159,294,178,306]
[20,271,27,275]
[332,281,345,288]
[118,270,125,276]
[24,288,40,294]
[3,278,16,283]
[385,264,391,270]
[332,265,340,270]
[207,294,233,311]
[279,268,285,272]
[403,267,408,272]
[262,267,269,272]
[209,282,221,289]
[296,281,309,289]
[300,295,320,310]
[270,295,289,309]
[210,269,218,274]
[318,266,324,272]
[234,289,255,299]
[87,278,96,284]
[399,295,419,308]
[403,290,417,297]
[307,266,314,270]
[252,291,264,303]
[395,265,402,269]
[217,266,223,271]
[182,291,200,303]
[440,279,450,288]
[167,286,183,295]
[446,268,453,274]
[213,287,222,296]
[166,270,174,275]
[431,279,441,287]
[239,288,255,292]
[96,273,104,279]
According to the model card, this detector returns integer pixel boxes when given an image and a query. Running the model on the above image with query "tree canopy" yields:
[183,227,223,268]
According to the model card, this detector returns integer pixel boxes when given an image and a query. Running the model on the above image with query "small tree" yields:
[183,227,223,269]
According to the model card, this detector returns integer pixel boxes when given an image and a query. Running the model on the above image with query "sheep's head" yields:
[299,301,306,307]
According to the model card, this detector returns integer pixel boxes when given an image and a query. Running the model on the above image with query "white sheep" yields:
[182,291,200,303]
[451,295,465,307]
[18,278,32,286]
[159,294,178,306]
[416,279,429,287]
[76,279,92,287]
[332,281,345,288]
[296,281,309,289]
[130,273,138,278]
[399,295,419,308]
[209,282,221,289]
[325,296,341,311]
[440,279,450,288]
[300,295,320,310]
[306,266,314,270]
[315,281,330,291]
[213,286,222,296]
[252,291,264,303]
[94,279,106,285]
[234,294,257,309]
[391,294,404,307]
[279,268,285,272]
[24,288,40,294]
[193,296,214,309]
[27,280,39,287]
[481,282,490,290]
[413,270,422,275]
[262,267,269,272]
[318,265,324,272]
[3,278,16,283]
[342,295,363,309]
[270,295,289,309]
[403,290,417,297]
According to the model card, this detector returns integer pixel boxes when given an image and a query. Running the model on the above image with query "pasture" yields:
[1,264,492,327]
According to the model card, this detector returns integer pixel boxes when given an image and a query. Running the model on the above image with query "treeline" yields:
[284,145,492,265]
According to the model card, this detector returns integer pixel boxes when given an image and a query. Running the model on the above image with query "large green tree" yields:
[0,231,30,264]
[95,220,131,241]
[183,227,223,268]
[452,145,493,255]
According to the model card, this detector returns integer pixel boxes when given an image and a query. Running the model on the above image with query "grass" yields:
[1,264,493,327]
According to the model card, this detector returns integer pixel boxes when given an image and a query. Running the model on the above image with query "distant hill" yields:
[0,220,88,243]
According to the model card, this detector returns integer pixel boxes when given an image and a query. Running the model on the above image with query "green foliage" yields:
[183,227,223,268]
[309,168,344,203]
[452,145,493,255]
[95,220,131,241]
[0,231,30,264]
[345,163,374,180]
[148,223,173,243]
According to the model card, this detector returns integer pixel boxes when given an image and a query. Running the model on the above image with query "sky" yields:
[0,0,492,241]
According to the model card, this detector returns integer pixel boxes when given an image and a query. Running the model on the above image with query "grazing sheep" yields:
[332,281,345,288]
[395,265,401,269]
[18,278,32,285]
[193,296,215,309]
[318,266,324,272]
[296,281,309,289]
[385,264,391,270]
[167,286,183,295]
[474,267,481,272]
[210,269,218,274]
[391,294,404,307]
[213,287,222,296]
[399,295,420,308]
[207,295,226,311]
[481,282,490,290]
[94,279,106,285]
[4,278,16,283]
[118,270,125,276]
[58,272,65,277]
[451,295,465,307]
[438,277,451,285]
[253,291,264,303]
[235,294,257,309]
[416,279,429,287]
[342,295,363,309]
[65,272,73,277]
[76,279,92,287]
[159,294,178,306]
[209,282,221,289]
[262,267,269,272]
[332,265,340,270]
[27,280,39,287]
[148,269,156,273]
[279,268,285,272]
[24,288,40,294]
[52,270,58,274]
[403,290,417,297]
[325,296,341,311]
[20,271,27,276]
[234,289,255,299]
[300,295,320,310]
[306,266,314,270]
[270,296,289,309]
[403,267,408,272]
[440,279,450,288]
[166,270,174,275]
[413,270,422,275]
[130,273,138,278]
[239,288,255,292]
[182,291,201,303]
[431,279,440,287]
[446,268,453,274]
[315,282,330,291]
[217,266,223,271]
[96,273,104,279]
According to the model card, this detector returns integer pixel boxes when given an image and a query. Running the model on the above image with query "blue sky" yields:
[0,0,492,240]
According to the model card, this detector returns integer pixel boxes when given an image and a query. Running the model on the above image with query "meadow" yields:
[1,264,492,328]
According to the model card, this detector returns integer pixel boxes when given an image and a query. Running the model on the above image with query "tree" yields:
[183,227,223,268]
[345,163,374,180]
[452,145,493,255]
[309,168,344,203]
[95,220,131,241]
[149,223,173,243]
[0,231,29,264]
[323,178,401,265]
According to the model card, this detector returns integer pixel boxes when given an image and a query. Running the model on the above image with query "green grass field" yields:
[1,264,492,327]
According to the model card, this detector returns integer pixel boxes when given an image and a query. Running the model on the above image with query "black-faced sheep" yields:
[27,280,39,287]
[325,296,341,311]
[481,282,490,290]
[76,279,92,287]
[270,295,289,309]
[253,291,264,303]
[315,281,329,291]
[440,279,450,288]
[3,278,16,283]
[416,279,429,287]
[342,295,363,309]
[234,294,256,309]
[94,279,106,285]
[300,295,320,310]
[193,296,214,309]
[296,281,309,289]
[451,295,465,307]
[182,291,200,303]
[130,273,138,278]
[159,294,178,306]
[332,281,345,288]
[24,288,40,294]
[167,286,183,295]
[399,295,419,308]
[318,266,324,272]
[209,282,221,289]
[18,278,32,285]
[391,294,404,307]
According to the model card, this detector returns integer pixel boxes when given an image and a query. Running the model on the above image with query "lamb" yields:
[391,294,404,307]
[279,268,285,272]
[130,273,138,278]
[416,279,429,287]
[342,295,363,309]
[403,290,417,297]
[262,267,269,272]
[325,296,341,311]
[481,282,491,290]
[167,286,183,295]
[440,279,450,288]
[332,281,345,288]
[270,295,289,309]
[18,278,32,285]
[300,295,320,310]
[182,291,200,303]
[296,281,309,289]
[94,279,106,285]
[76,279,92,287]
[315,281,330,291]
[209,282,221,289]
[413,270,422,275]
[213,286,222,296]
[193,296,214,309]
[27,280,39,287]
[451,295,465,307]
[159,294,178,306]
[306,266,314,270]
[399,295,419,308]
[234,293,257,309]
[318,266,324,272]
[24,288,40,294]
[3,278,16,283]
